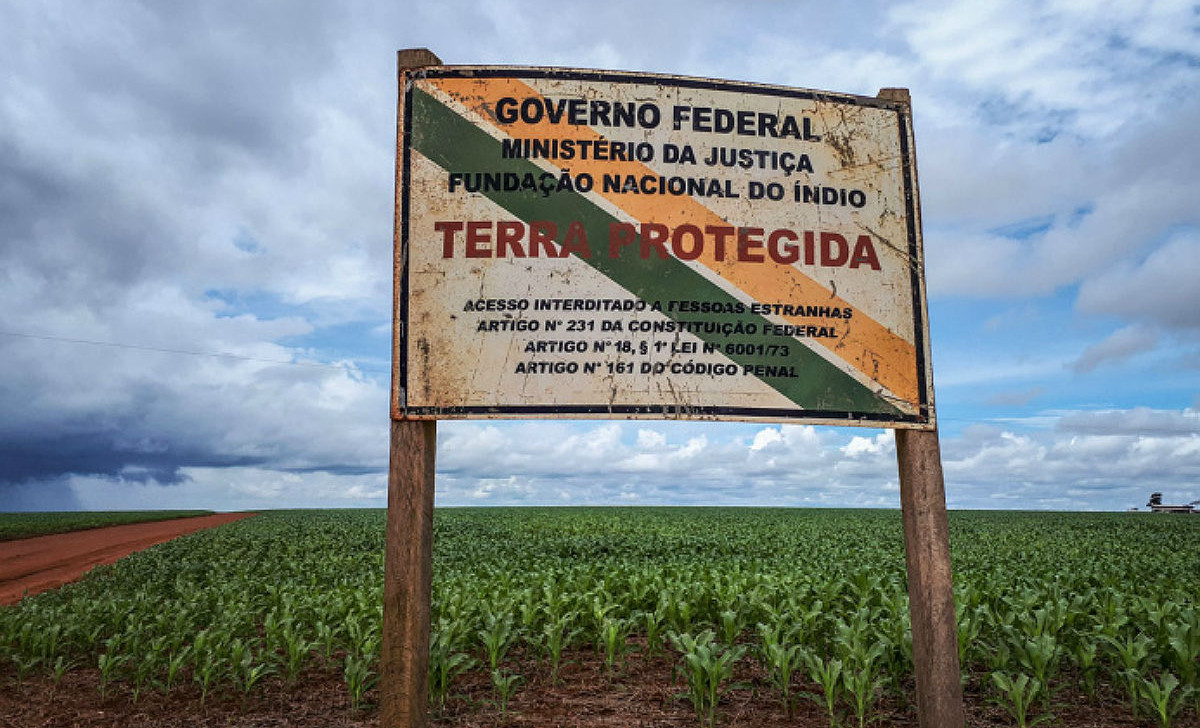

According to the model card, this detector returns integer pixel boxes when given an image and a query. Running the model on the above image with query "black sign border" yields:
[397,66,933,428]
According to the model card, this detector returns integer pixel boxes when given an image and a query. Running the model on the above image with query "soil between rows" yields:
[1,646,1185,728]
[0,512,256,606]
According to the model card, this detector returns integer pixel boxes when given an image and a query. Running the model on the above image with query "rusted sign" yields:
[395,67,934,427]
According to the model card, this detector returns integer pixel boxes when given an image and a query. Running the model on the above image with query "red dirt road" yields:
[0,512,254,605]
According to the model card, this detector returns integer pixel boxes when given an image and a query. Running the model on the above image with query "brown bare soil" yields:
[0,512,255,605]
[2,647,1192,728]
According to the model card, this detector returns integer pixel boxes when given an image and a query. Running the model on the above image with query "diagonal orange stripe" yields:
[426,76,919,406]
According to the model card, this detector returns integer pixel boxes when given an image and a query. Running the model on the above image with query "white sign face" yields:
[395,67,934,427]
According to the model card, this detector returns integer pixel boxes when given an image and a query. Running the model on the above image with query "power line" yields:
[0,330,388,373]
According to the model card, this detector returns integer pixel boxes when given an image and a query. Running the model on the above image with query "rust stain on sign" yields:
[394,66,934,428]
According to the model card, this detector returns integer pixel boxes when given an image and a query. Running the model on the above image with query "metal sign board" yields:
[395,66,934,427]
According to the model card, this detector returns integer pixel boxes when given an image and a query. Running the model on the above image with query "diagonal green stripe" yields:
[409,86,901,416]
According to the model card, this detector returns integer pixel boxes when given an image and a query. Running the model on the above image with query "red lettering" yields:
[608,222,637,258]
[737,227,765,263]
[439,219,877,269]
[768,229,800,265]
[496,221,525,257]
[466,221,491,258]
[529,221,557,257]
[640,223,670,259]
[820,232,848,266]
[849,235,881,270]
[705,225,734,261]
[672,224,704,261]
[559,221,591,258]
[435,221,463,258]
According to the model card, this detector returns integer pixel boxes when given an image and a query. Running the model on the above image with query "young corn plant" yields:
[1093,591,1130,638]
[1140,597,1180,638]
[276,622,315,684]
[130,650,159,703]
[588,595,619,644]
[831,610,888,720]
[717,609,746,646]
[1135,672,1192,728]
[315,620,337,662]
[1103,632,1153,717]
[669,630,747,728]
[539,581,571,624]
[757,622,804,717]
[97,651,130,699]
[1069,640,1099,699]
[162,645,192,693]
[343,652,378,710]
[990,672,1052,728]
[956,602,987,673]
[600,616,633,672]
[346,613,381,661]
[666,595,697,635]
[491,668,523,719]
[1013,633,1061,709]
[33,624,64,664]
[194,656,223,704]
[10,654,41,688]
[1164,616,1199,688]
[516,586,540,634]
[49,655,75,688]
[429,630,476,712]
[538,613,579,683]
[227,637,250,682]
[784,598,827,647]
[478,610,516,671]
[838,645,886,728]
[801,650,844,728]
[639,605,668,657]
[192,644,224,705]
[232,644,274,700]
[986,636,1014,673]
[872,611,913,698]
[844,570,883,610]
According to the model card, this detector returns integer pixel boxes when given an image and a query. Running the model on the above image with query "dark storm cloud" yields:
[2,480,83,511]
[0,334,388,489]
[0,2,393,490]
[0,433,266,485]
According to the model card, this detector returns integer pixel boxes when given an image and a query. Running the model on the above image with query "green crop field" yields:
[2,508,1198,727]
[0,510,213,541]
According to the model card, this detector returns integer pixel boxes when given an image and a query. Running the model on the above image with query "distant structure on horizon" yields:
[1146,492,1197,514]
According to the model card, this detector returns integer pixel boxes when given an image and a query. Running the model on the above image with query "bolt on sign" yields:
[396,67,934,427]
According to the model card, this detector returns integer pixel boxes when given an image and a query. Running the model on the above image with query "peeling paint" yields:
[394,67,934,428]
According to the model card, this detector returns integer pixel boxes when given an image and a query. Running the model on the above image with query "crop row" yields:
[2,508,1197,726]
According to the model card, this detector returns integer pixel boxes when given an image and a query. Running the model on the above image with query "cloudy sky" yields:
[2,0,1198,512]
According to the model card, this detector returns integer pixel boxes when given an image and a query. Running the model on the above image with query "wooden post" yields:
[897,428,964,728]
[382,420,436,728]
[382,48,442,728]
[876,86,964,728]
